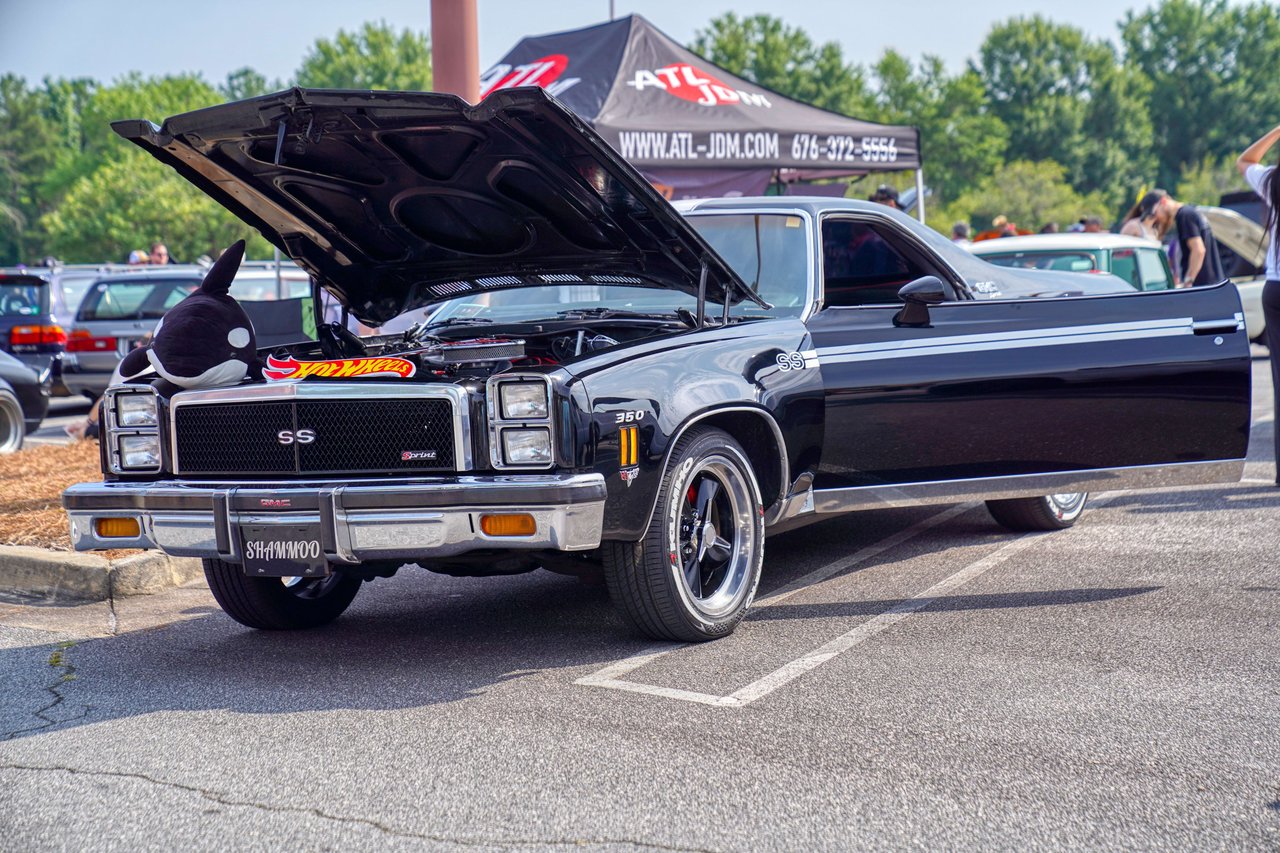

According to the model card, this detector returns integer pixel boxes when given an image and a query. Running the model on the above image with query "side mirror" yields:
[894,276,950,327]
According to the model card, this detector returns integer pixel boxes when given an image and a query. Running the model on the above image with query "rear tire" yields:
[202,558,361,630]
[985,492,1088,531]
[0,388,25,454]
[603,427,764,642]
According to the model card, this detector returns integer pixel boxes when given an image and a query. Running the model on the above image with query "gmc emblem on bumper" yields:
[259,498,292,508]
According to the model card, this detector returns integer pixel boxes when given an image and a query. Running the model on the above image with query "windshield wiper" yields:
[554,307,677,320]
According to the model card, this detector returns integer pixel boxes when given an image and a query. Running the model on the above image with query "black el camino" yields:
[64,88,1251,641]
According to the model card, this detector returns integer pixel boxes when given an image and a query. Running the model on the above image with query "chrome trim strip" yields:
[168,381,472,473]
[797,459,1245,515]
[815,317,1196,365]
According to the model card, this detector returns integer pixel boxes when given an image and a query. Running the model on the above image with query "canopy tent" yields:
[481,15,925,219]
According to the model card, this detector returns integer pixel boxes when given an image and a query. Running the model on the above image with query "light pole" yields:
[431,0,480,103]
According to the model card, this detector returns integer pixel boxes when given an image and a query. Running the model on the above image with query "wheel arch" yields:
[643,405,788,532]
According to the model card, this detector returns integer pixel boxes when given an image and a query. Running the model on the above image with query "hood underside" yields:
[113,87,752,324]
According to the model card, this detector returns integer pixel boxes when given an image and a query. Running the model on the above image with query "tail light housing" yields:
[9,324,66,349]
[67,329,118,352]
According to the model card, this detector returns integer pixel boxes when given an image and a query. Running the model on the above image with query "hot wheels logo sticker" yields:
[626,64,772,108]
[263,354,417,381]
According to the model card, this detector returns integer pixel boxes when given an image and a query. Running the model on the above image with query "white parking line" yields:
[579,495,1123,708]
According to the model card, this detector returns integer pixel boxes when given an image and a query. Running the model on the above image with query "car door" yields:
[806,213,1251,492]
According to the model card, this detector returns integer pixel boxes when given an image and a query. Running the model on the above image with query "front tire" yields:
[202,559,362,630]
[604,427,764,642]
[985,492,1088,531]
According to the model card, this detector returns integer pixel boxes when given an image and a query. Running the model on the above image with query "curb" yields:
[0,546,204,602]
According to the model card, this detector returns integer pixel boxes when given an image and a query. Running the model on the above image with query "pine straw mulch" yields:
[0,441,139,557]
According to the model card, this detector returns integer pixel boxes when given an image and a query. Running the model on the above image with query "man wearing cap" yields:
[1140,189,1224,287]
[870,185,900,210]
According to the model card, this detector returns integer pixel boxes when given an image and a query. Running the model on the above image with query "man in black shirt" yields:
[1139,189,1225,286]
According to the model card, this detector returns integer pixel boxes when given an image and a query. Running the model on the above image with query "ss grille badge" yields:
[277,429,317,445]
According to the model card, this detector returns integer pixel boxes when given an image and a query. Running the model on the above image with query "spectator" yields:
[1039,222,1060,234]
[1139,189,1224,287]
[1237,121,1280,487]
[1119,199,1159,240]
[149,242,171,265]
[127,249,149,265]
[869,184,900,209]
[1082,216,1105,233]
[951,221,971,248]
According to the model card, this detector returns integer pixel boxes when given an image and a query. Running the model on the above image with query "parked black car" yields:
[0,350,51,453]
[0,271,64,391]
[65,89,1251,641]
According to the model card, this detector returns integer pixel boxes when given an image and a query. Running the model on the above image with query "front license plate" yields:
[240,524,328,577]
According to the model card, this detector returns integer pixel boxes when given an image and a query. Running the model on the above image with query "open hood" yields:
[113,87,756,325]
[1201,205,1270,269]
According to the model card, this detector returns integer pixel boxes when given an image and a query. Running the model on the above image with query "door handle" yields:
[1191,318,1241,335]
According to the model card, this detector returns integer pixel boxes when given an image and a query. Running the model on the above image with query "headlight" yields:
[119,434,161,469]
[499,381,549,419]
[501,428,552,465]
[116,392,158,427]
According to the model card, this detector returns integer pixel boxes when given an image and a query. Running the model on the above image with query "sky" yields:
[3,0,1164,88]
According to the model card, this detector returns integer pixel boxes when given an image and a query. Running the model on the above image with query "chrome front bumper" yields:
[64,474,607,563]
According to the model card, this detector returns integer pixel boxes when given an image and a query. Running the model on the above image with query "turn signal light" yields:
[480,513,536,536]
[95,517,141,538]
[619,426,638,466]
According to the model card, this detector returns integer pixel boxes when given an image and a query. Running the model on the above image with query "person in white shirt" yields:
[1237,123,1280,485]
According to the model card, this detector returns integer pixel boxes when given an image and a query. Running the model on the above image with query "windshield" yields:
[0,281,49,317]
[419,212,810,328]
[980,250,1102,273]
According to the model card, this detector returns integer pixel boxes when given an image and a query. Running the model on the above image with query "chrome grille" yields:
[172,397,457,476]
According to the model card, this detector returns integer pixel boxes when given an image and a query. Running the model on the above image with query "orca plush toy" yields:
[118,240,262,389]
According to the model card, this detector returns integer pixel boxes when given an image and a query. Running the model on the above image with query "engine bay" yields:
[263,315,692,383]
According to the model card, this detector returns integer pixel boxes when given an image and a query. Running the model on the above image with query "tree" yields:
[933,159,1112,236]
[41,146,273,263]
[868,51,1008,205]
[295,21,432,91]
[1122,0,1280,187]
[220,67,278,101]
[977,16,1153,206]
[1175,155,1244,206]
[0,75,59,263]
[691,13,873,117]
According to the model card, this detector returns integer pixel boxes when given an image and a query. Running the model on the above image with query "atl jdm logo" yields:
[626,64,772,108]
[480,54,581,98]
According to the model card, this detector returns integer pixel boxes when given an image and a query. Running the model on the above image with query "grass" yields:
[0,441,137,555]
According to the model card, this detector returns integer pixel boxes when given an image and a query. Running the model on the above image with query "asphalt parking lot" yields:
[1,357,1277,851]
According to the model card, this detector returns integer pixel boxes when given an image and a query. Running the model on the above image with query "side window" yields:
[158,284,197,312]
[1110,248,1140,289]
[822,219,927,307]
[1136,249,1172,290]
[79,283,153,321]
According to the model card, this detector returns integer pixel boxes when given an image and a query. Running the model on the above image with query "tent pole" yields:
[915,169,926,225]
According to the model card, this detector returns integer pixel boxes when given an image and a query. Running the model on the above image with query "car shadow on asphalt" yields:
[1105,485,1280,513]
[748,586,1161,621]
[0,503,1204,742]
